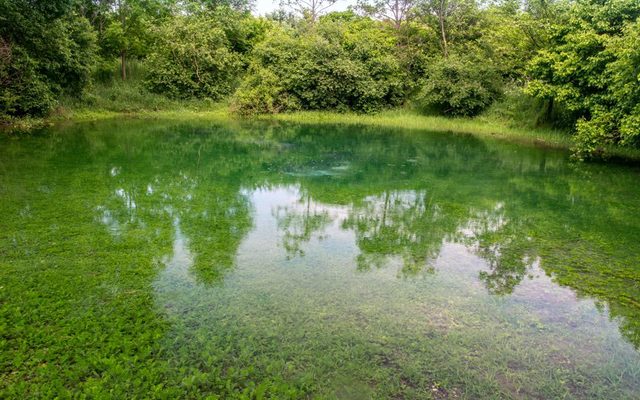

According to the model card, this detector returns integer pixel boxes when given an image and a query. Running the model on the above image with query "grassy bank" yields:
[267,111,640,162]
[0,106,597,157]
[11,106,579,156]
[5,81,640,161]
[264,109,573,149]
[46,107,576,153]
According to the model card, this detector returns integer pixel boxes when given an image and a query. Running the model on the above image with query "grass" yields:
[4,78,640,162]
[54,76,222,122]
[62,80,575,151]
[263,108,574,149]
[0,104,579,158]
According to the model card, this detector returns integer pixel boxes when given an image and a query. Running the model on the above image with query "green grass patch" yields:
[262,108,574,149]
[5,78,640,162]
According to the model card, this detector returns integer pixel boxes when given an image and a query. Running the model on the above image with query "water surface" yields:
[1,120,639,399]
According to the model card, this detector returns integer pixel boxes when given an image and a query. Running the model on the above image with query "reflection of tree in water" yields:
[343,189,475,277]
[344,190,448,276]
[268,184,540,289]
[61,118,640,348]
[477,250,535,296]
[89,125,255,286]
[459,203,537,295]
[273,192,332,259]
[271,189,463,276]
[96,177,252,285]
[343,191,538,286]
[177,187,251,285]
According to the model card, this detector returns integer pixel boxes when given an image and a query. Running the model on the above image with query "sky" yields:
[252,0,358,16]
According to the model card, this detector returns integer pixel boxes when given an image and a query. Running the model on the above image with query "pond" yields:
[1,119,639,399]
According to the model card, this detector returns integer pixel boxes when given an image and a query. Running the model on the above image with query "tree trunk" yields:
[546,97,554,122]
[118,0,126,80]
[394,0,401,29]
[121,51,126,81]
[439,0,448,58]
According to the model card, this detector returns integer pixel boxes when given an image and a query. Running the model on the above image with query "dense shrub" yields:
[526,0,640,158]
[231,19,407,114]
[231,67,301,114]
[0,43,57,116]
[416,54,503,117]
[0,0,96,118]
[144,16,243,100]
[570,20,640,158]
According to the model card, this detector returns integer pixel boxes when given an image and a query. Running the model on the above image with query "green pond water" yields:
[1,119,640,399]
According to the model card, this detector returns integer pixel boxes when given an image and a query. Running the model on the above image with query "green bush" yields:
[231,19,407,115]
[416,54,503,117]
[0,44,57,116]
[572,20,640,158]
[0,1,96,118]
[231,67,301,114]
[144,16,243,100]
[526,1,640,158]
[92,57,120,83]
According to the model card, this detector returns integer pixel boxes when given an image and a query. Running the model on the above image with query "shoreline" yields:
[4,107,640,162]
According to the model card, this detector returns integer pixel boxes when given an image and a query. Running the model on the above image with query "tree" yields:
[232,19,407,114]
[76,0,114,35]
[357,0,415,29]
[183,0,255,13]
[526,0,640,158]
[145,15,243,99]
[433,0,450,56]
[476,1,555,82]
[101,0,153,80]
[280,0,340,22]
[0,0,96,117]
[416,53,503,116]
[416,0,480,57]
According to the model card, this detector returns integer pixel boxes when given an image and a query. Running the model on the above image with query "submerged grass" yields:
[2,120,640,398]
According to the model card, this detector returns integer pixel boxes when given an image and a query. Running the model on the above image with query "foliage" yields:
[187,0,255,13]
[61,79,218,114]
[356,0,415,29]
[481,86,561,131]
[232,19,407,114]
[280,0,339,22]
[0,0,96,118]
[526,0,640,158]
[100,6,151,61]
[3,0,640,158]
[416,53,503,116]
[476,3,552,82]
[144,16,243,100]
[572,20,640,157]
[231,67,301,114]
